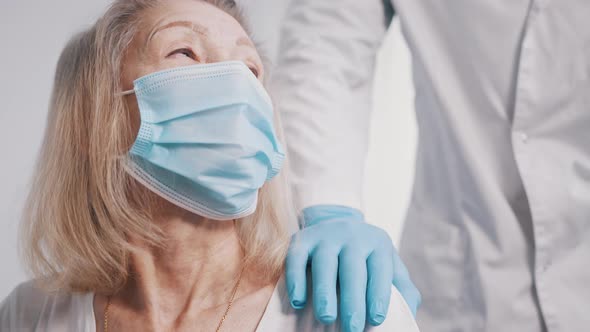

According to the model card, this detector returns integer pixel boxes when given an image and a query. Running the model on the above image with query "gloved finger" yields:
[339,248,368,332]
[366,250,393,326]
[392,252,421,317]
[286,234,311,309]
[311,246,339,324]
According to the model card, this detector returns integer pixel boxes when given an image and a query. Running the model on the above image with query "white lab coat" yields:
[272,1,590,331]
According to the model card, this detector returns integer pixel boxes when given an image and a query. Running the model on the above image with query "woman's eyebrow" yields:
[236,36,255,48]
[146,20,208,45]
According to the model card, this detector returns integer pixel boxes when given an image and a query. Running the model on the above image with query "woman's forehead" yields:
[140,0,249,43]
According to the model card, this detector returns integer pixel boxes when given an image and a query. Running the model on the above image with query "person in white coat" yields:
[274,1,590,331]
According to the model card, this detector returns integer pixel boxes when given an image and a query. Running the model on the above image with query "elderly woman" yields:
[0,0,419,331]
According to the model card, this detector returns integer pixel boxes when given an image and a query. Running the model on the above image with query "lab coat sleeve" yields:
[271,0,390,213]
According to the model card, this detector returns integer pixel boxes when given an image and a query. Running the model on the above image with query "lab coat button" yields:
[537,261,551,273]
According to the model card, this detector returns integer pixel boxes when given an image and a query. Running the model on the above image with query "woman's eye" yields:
[249,67,260,78]
[167,48,197,60]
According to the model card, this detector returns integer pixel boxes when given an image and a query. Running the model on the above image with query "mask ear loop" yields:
[115,88,139,163]
[116,89,135,97]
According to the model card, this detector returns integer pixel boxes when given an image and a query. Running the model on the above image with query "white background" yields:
[0,0,416,300]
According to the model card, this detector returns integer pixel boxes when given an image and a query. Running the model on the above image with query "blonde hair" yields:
[21,0,295,294]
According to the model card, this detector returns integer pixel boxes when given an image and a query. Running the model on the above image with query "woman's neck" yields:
[117,202,247,327]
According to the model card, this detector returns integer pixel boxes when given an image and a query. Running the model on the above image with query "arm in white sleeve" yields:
[271,0,390,213]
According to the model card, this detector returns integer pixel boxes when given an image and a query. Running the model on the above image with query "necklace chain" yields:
[103,266,245,332]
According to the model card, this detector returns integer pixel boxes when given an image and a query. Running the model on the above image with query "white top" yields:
[0,277,419,331]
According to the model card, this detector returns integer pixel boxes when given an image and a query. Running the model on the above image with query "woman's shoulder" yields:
[257,276,420,332]
[1,280,49,329]
[375,286,421,331]
[0,279,95,332]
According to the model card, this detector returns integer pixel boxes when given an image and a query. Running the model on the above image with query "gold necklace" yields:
[103,266,245,332]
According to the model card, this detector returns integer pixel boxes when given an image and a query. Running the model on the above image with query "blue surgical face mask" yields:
[120,61,285,220]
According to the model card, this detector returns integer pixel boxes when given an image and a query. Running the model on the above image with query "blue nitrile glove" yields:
[286,205,421,332]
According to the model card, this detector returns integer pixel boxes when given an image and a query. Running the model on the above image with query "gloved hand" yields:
[286,205,421,332]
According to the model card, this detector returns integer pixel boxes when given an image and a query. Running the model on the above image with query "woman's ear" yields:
[120,92,141,151]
